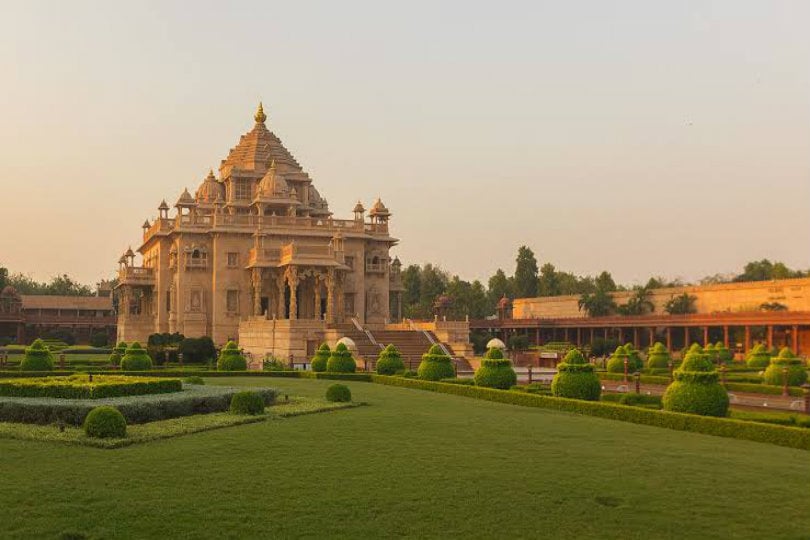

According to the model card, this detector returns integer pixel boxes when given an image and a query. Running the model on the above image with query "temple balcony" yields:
[248,247,281,267]
[117,266,156,286]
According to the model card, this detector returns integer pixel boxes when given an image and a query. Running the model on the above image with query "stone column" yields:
[666,327,672,350]
[792,325,799,355]
[335,271,345,323]
[275,271,285,319]
[252,268,263,316]
[325,269,335,324]
[723,325,729,348]
[287,266,298,320]
[633,327,639,349]
[576,327,582,347]
[397,291,402,322]
[684,327,690,348]
[314,276,322,321]
[703,326,709,347]
[766,325,773,350]
[744,325,751,354]
[648,327,655,347]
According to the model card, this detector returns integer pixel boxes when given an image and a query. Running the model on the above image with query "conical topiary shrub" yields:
[703,343,718,364]
[763,347,808,387]
[646,342,672,369]
[551,349,601,401]
[714,341,733,364]
[327,342,356,373]
[120,342,153,371]
[376,344,405,375]
[607,345,641,373]
[746,344,771,368]
[311,343,330,373]
[217,341,247,371]
[109,341,127,366]
[417,344,455,381]
[662,351,729,417]
[624,344,644,372]
[474,347,517,389]
[20,339,54,371]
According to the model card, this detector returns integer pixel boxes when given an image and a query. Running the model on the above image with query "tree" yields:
[734,259,806,282]
[487,268,512,307]
[578,289,616,317]
[595,271,617,292]
[513,246,539,298]
[664,293,697,315]
[537,263,561,297]
[617,286,654,316]
[0,266,7,290]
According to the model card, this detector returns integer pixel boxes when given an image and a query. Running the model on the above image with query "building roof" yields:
[20,295,113,311]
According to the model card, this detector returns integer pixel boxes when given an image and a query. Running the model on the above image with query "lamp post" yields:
[634,371,641,394]
[782,366,789,397]
[623,357,629,383]
[668,360,674,383]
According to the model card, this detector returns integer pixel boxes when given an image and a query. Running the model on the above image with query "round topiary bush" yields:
[417,344,455,381]
[229,391,265,415]
[217,341,247,371]
[326,383,352,402]
[326,342,356,373]
[551,349,601,401]
[20,339,54,371]
[376,344,404,375]
[746,344,771,368]
[624,344,644,372]
[703,343,718,364]
[109,341,127,366]
[646,342,672,369]
[83,406,126,438]
[311,343,330,373]
[763,347,808,387]
[662,351,729,417]
[474,347,517,389]
[606,345,641,373]
[714,341,734,364]
[119,342,153,371]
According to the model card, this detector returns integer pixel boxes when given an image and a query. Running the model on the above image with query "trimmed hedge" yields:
[606,345,642,374]
[109,342,127,366]
[327,343,357,373]
[376,344,405,375]
[229,391,265,415]
[474,347,517,389]
[0,375,182,399]
[83,406,126,438]
[662,351,729,417]
[746,344,771,368]
[551,349,601,401]
[646,342,671,369]
[325,383,352,402]
[371,375,810,451]
[417,344,455,381]
[311,343,330,373]
[20,339,54,371]
[217,341,247,371]
[120,342,153,371]
[763,348,808,387]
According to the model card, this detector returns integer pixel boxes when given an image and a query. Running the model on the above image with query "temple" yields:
[115,103,418,360]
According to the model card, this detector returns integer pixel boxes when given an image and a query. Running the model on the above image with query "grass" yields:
[0,378,808,539]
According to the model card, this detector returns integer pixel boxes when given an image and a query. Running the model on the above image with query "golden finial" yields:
[254,101,267,124]
[269,159,276,171]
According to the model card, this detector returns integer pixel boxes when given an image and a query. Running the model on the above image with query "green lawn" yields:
[1,377,809,539]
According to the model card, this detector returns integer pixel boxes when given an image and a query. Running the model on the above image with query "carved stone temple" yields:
[114,103,443,361]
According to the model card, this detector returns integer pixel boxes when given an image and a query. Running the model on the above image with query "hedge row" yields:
[0,375,182,399]
[0,385,277,426]
[0,370,373,381]
[370,375,810,451]
[597,372,806,397]
[598,372,671,385]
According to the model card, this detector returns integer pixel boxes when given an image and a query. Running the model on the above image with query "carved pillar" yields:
[314,275,322,321]
[325,269,335,324]
[397,291,402,322]
[336,271,345,323]
[275,271,285,319]
[252,268,263,316]
[286,266,298,320]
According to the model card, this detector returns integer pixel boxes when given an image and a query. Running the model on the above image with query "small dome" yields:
[369,197,390,216]
[486,338,506,350]
[337,337,356,352]
[142,220,151,229]
[175,188,195,207]
[195,170,225,203]
[353,200,365,214]
[256,161,295,201]
[158,199,169,211]
[124,247,135,258]
[498,295,512,308]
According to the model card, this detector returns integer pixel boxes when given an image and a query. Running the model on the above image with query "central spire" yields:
[254,101,267,124]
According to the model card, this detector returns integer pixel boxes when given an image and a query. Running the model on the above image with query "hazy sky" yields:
[1,1,808,288]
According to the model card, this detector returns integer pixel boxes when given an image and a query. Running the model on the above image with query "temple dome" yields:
[195,170,225,203]
[369,198,390,217]
[176,188,195,207]
[257,162,289,198]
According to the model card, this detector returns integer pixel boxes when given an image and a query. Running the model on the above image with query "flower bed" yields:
[0,384,277,426]
[0,374,182,399]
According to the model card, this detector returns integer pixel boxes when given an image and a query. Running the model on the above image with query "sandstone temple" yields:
[115,104,471,363]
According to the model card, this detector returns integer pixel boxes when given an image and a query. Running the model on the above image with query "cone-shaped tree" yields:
[551,349,601,401]
[217,341,247,371]
[474,347,517,389]
[607,345,642,373]
[417,344,455,381]
[714,342,733,364]
[311,343,330,372]
[120,342,153,371]
[624,343,644,371]
[763,347,808,387]
[703,343,718,364]
[376,344,404,375]
[662,351,729,417]
[109,341,127,366]
[746,343,771,368]
[326,342,356,373]
[646,342,672,369]
[20,338,54,371]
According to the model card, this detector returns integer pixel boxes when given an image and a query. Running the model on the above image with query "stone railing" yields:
[118,266,155,286]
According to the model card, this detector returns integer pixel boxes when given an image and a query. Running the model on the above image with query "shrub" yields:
[417,344,455,381]
[376,344,405,375]
[120,342,153,371]
[606,345,641,373]
[229,391,265,415]
[109,342,127,366]
[746,344,771,368]
[179,336,217,363]
[646,342,671,369]
[715,342,734,364]
[0,375,181,399]
[262,356,287,371]
[217,341,247,371]
[440,378,476,386]
[474,347,517,389]
[89,331,109,348]
[551,349,601,401]
[20,339,54,371]
[663,351,729,417]
[83,406,126,438]
[763,347,808,387]
[325,383,352,402]
[704,343,718,364]
[619,393,662,408]
[624,344,643,371]
[183,376,205,385]
[326,343,357,373]
[310,343,330,372]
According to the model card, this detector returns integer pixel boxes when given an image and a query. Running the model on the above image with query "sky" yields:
[0,0,808,288]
